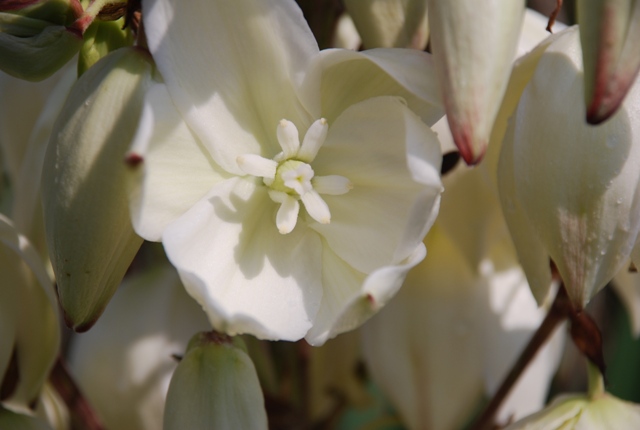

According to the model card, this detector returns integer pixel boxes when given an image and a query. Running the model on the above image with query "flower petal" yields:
[509,28,640,308]
[310,96,442,274]
[127,82,232,242]
[162,177,323,341]
[303,48,443,126]
[361,227,484,430]
[142,0,318,174]
[306,242,425,346]
[497,115,553,305]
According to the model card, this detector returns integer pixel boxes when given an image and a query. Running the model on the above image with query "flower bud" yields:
[78,18,133,76]
[0,0,82,26]
[577,0,640,124]
[42,47,152,331]
[0,405,52,430]
[343,0,429,49]
[505,365,640,429]
[0,215,59,408]
[428,0,525,164]
[0,0,83,81]
[164,332,268,430]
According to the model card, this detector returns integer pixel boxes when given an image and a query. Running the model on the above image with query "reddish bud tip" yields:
[125,152,144,167]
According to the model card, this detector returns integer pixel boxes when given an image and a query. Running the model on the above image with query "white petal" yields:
[127,82,231,242]
[162,177,323,341]
[510,27,640,308]
[302,48,443,126]
[361,227,484,430]
[310,97,442,274]
[276,119,300,159]
[142,0,318,174]
[298,118,328,162]
[276,195,300,235]
[480,244,565,422]
[301,190,331,224]
[312,175,352,195]
[236,154,277,179]
[497,114,553,305]
[307,242,425,346]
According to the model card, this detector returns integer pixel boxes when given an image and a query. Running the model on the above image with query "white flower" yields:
[128,0,443,345]
[497,27,640,309]
[505,366,640,430]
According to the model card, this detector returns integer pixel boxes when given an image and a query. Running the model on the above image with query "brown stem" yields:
[49,357,105,430]
[471,285,572,430]
[546,0,564,32]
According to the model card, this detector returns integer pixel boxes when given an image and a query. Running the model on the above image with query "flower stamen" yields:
[237,118,351,234]
[236,154,277,179]
[298,118,328,162]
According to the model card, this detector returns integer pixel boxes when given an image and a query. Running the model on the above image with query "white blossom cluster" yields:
[1,0,640,429]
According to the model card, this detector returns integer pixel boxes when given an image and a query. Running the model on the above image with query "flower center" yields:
[271,160,315,196]
[236,118,352,234]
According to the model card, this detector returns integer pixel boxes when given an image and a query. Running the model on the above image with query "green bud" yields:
[0,215,59,408]
[164,332,268,430]
[506,364,640,429]
[0,406,52,430]
[1,0,82,26]
[0,12,82,81]
[42,47,152,331]
[78,18,132,76]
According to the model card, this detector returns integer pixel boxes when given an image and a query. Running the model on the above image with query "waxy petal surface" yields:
[428,0,525,164]
[142,0,319,174]
[162,177,323,341]
[311,97,442,275]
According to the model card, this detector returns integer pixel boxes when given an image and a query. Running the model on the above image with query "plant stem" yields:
[471,284,571,430]
[49,357,105,430]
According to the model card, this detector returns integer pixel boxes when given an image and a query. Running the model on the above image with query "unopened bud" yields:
[42,47,153,331]
[164,332,268,430]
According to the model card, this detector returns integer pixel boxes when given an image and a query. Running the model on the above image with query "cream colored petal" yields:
[142,0,318,174]
[311,97,442,275]
[162,177,323,341]
[305,47,443,126]
[127,82,231,242]
[509,27,640,308]
[361,226,485,430]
